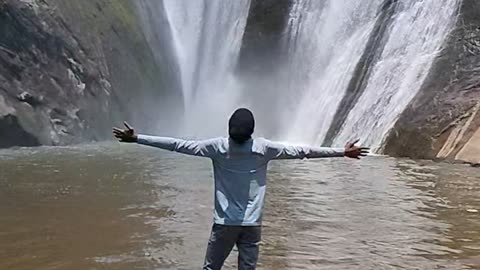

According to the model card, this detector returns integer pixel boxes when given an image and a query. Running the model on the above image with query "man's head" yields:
[229,108,255,144]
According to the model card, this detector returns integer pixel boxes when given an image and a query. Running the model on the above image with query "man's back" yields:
[211,137,270,226]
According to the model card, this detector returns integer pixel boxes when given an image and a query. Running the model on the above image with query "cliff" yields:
[384,0,480,165]
[238,0,292,76]
[1,0,479,166]
[0,0,181,148]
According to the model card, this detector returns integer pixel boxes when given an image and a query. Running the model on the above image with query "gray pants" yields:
[203,224,262,270]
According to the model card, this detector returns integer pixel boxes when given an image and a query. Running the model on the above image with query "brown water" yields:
[0,143,479,270]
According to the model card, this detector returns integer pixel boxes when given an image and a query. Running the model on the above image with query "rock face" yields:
[238,0,292,76]
[236,0,292,136]
[384,0,480,164]
[456,123,480,165]
[0,0,181,148]
[1,0,478,165]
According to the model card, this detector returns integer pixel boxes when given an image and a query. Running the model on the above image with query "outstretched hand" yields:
[344,139,369,159]
[113,122,137,143]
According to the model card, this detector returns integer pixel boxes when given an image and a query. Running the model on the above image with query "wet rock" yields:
[17,91,42,106]
[0,0,182,148]
[238,0,292,75]
[0,114,40,148]
[384,0,480,162]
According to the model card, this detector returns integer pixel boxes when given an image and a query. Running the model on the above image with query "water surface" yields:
[0,143,479,269]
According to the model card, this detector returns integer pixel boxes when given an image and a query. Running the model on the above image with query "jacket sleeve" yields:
[136,135,221,158]
[263,139,345,160]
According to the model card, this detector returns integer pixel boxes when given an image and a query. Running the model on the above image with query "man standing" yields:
[113,108,368,270]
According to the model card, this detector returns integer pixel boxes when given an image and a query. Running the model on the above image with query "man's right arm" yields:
[113,122,221,158]
[136,135,221,158]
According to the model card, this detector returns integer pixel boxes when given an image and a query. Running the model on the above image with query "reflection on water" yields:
[0,143,479,270]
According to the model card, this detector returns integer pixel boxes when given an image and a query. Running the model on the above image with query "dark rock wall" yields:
[238,0,292,76]
[384,0,480,162]
[236,0,292,137]
[0,0,181,148]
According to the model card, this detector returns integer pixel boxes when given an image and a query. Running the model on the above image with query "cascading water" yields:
[333,0,461,151]
[136,0,460,151]
[282,0,460,151]
[281,0,385,144]
[163,0,251,136]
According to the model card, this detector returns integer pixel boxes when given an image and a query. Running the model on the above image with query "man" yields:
[113,108,368,270]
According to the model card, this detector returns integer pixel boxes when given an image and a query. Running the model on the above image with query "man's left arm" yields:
[263,139,368,160]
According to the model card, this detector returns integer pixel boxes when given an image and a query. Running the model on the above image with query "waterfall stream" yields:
[136,0,460,151]
[163,0,251,136]
[332,0,461,151]
[282,0,460,150]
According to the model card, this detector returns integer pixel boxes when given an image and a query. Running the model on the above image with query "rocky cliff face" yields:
[384,0,480,165]
[0,0,181,148]
[238,0,291,76]
[1,0,478,165]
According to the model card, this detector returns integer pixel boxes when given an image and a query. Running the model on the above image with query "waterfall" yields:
[333,0,460,151]
[282,0,460,151]
[163,0,251,136]
[281,0,385,144]
[135,0,460,149]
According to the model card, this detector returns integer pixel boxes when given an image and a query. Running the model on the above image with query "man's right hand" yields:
[113,122,138,143]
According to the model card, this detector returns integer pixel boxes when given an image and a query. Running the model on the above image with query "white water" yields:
[282,0,460,151]
[163,0,251,137]
[333,0,461,151]
[136,0,460,151]
[281,0,384,144]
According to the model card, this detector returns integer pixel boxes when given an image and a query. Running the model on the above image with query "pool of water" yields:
[0,142,479,269]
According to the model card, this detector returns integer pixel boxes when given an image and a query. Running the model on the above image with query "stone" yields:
[0,114,40,148]
[17,91,42,106]
[0,0,182,148]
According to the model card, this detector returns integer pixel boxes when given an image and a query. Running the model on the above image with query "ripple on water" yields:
[0,144,479,269]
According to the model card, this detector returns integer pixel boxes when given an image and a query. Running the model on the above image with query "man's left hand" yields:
[344,139,369,159]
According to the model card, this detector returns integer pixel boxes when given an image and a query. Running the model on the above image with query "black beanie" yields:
[229,108,255,144]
